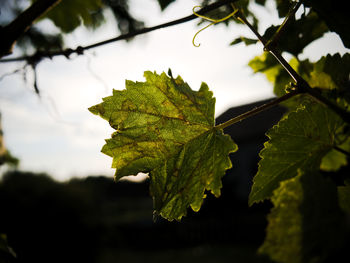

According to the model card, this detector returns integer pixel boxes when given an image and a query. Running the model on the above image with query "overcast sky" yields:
[0,0,348,181]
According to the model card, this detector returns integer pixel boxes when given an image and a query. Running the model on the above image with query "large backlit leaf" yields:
[150,128,235,220]
[89,71,237,220]
[260,171,345,263]
[249,99,347,205]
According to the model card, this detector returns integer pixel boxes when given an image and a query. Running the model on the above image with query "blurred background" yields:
[0,0,349,262]
[0,0,347,180]
[0,98,285,263]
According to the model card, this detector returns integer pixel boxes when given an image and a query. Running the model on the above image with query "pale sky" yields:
[0,0,348,181]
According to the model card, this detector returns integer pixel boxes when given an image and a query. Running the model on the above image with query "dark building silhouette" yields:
[216,98,286,201]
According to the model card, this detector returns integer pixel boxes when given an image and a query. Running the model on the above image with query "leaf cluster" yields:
[228,1,350,261]
[90,1,350,262]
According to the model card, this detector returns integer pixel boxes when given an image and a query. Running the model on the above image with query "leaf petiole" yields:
[215,90,299,130]
[334,146,350,158]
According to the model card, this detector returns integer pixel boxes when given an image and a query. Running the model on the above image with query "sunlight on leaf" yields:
[89,71,237,220]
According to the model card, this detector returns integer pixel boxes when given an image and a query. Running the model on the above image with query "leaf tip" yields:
[88,104,103,115]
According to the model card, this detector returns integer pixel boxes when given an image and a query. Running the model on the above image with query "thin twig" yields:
[0,65,26,82]
[334,146,350,158]
[305,88,350,124]
[215,90,299,130]
[0,0,238,63]
[235,12,302,84]
[264,1,303,51]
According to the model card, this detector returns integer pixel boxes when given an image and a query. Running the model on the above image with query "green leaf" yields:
[89,71,237,220]
[260,171,345,263]
[275,0,293,18]
[248,52,292,97]
[150,128,235,220]
[320,130,350,172]
[249,100,346,205]
[37,0,104,33]
[248,53,350,110]
[262,12,328,57]
[306,54,350,92]
[320,149,347,172]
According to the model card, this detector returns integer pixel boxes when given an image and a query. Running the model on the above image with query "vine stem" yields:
[235,4,350,124]
[215,90,299,130]
[0,0,238,63]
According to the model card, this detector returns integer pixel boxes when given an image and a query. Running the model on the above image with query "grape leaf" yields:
[89,71,237,220]
[260,171,345,263]
[320,149,347,172]
[248,52,292,97]
[150,128,235,220]
[275,0,293,18]
[305,54,350,92]
[262,12,328,57]
[36,0,104,33]
[249,99,347,205]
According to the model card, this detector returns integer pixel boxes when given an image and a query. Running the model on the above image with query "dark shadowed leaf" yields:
[304,0,350,48]
[262,12,328,57]
[260,171,345,263]
[249,99,347,205]
[275,0,293,18]
[37,0,104,33]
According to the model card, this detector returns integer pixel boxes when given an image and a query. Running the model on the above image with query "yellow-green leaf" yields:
[89,71,237,220]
